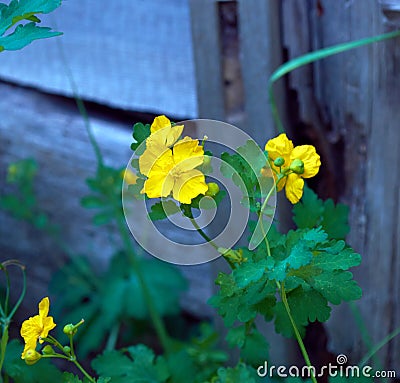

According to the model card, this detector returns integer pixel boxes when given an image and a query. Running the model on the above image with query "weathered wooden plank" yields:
[0,82,213,320]
[282,0,400,367]
[0,0,197,118]
[189,0,226,120]
[238,0,286,145]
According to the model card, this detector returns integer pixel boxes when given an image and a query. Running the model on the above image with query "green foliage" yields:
[148,200,181,221]
[205,363,261,383]
[210,226,361,339]
[226,325,269,366]
[92,345,170,383]
[0,0,62,52]
[82,165,126,226]
[293,186,350,239]
[0,159,53,230]
[50,251,187,357]
[220,140,271,213]
[3,340,63,382]
[131,122,151,151]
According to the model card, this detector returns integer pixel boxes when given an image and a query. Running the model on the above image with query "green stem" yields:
[72,360,96,383]
[189,217,218,250]
[358,325,400,368]
[116,213,171,353]
[268,29,400,134]
[280,283,317,383]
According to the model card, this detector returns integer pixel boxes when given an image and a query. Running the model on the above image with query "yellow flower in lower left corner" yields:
[20,297,56,359]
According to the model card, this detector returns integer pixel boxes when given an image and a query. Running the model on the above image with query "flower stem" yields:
[72,360,96,383]
[116,213,171,354]
[280,282,317,383]
[189,217,218,250]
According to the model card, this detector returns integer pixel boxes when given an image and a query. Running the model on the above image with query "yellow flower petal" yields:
[290,145,321,178]
[142,171,173,198]
[265,133,294,163]
[172,169,208,204]
[38,297,50,318]
[150,115,171,134]
[139,144,171,177]
[285,174,304,204]
[149,115,183,147]
[172,137,204,173]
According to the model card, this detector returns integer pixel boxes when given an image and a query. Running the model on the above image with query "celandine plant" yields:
[2,1,400,379]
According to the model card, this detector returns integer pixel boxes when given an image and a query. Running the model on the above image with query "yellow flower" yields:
[141,137,208,204]
[265,133,321,204]
[139,115,184,176]
[20,297,56,359]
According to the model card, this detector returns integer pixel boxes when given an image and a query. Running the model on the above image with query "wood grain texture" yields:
[0,82,213,320]
[0,0,197,118]
[282,0,400,367]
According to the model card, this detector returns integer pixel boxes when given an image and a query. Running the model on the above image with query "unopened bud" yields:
[63,324,76,335]
[42,345,55,355]
[273,157,285,167]
[205,182,220,197]
[203,155,212,167]
[24,349,42,365]
[63,346,71,354]
[290,159,304,174]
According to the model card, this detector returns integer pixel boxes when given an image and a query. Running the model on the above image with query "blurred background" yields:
[0,0,399,374]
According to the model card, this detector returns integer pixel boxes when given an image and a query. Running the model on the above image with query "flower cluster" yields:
[20,297,56,361]
[265,133,321,203]
[139,116,208,204]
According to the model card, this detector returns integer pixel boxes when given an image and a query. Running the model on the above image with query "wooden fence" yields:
[190,0,400,369]
[0,0,399,370]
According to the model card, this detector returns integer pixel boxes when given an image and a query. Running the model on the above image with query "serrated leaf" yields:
[273,301,306,338]
[313,245,361,271]
[240,329,269,366]
[321,199,350,239]
[0,22,62,51]
[92,345,169,383]
[293,186,323,228]
[288,287,331,324]
[131,122,151,150]
[311,271,362,305]
[0,0,61,35]
[293,186,350,239]
[233,258,274,288]
[148,200,180,221]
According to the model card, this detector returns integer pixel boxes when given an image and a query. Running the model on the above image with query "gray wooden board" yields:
[0,82,213,319]
[0,0,197,118]
[282,0,400,367]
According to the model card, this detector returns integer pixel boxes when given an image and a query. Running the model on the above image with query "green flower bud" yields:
[24,349,42,365]
[63,346,71,354]
[42,345,55,355]
[273,157,285,167]
[63,324,76,336]
[218,247,247,264]
[203,156,211,167]
[205,182,220,197]
[290,159,305,174]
